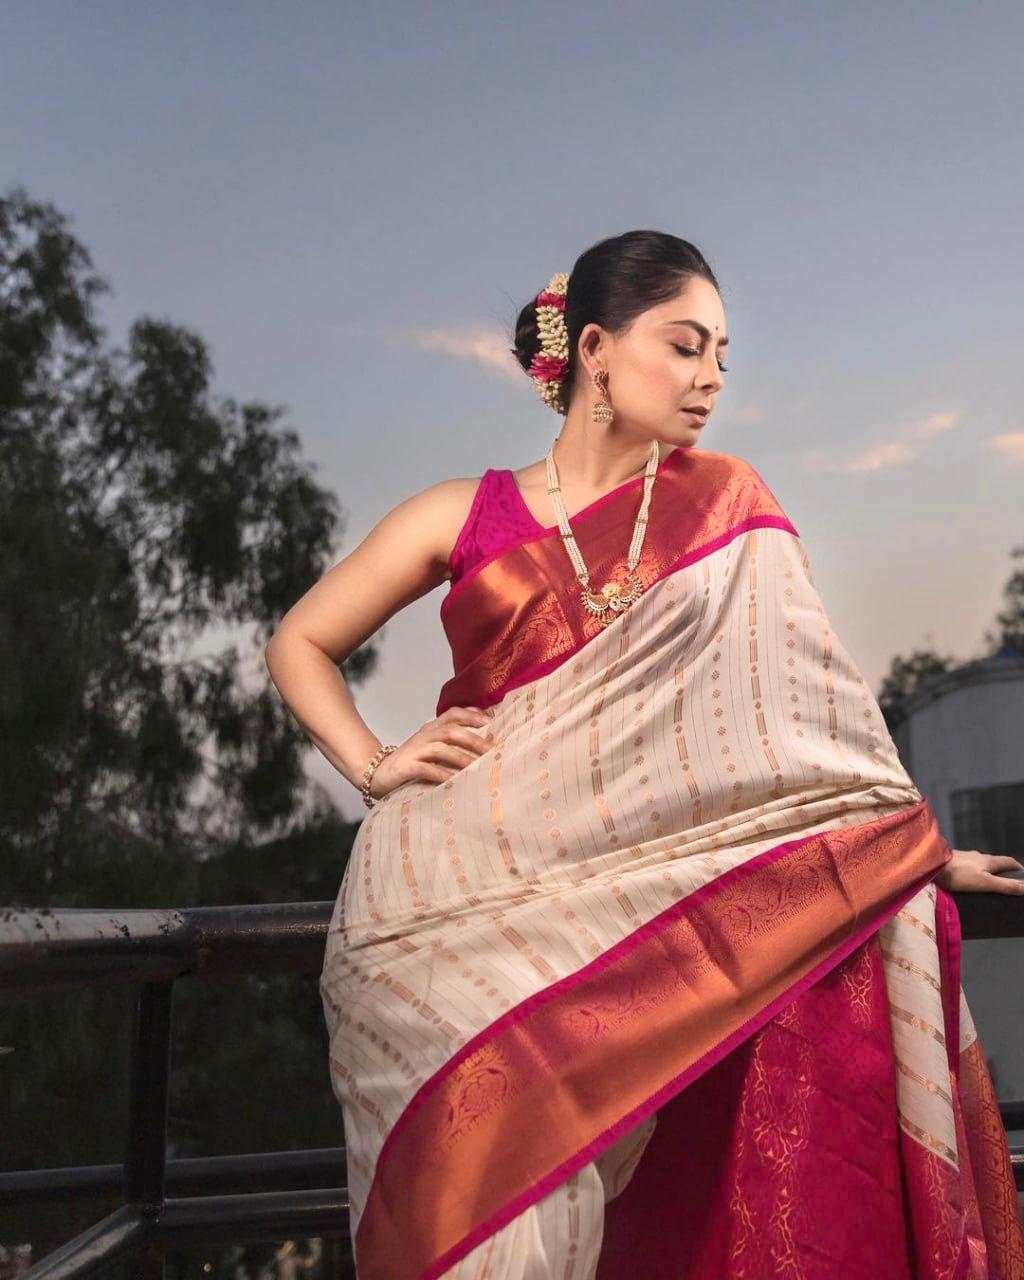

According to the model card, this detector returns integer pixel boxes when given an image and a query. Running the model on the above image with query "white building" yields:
[892,648,1024,1107]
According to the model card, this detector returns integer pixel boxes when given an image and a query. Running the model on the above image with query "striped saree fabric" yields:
[320,447,1023,1279]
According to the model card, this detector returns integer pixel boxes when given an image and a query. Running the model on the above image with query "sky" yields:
[4,0,1024,820]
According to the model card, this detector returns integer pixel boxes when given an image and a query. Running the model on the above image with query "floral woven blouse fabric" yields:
[447,469,545,583]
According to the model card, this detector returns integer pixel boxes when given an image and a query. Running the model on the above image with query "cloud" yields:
[914,410,959,436]
[986,432,1024,463]
[843,440,920,473]
[801,407,961,475]
[402,325,520,381]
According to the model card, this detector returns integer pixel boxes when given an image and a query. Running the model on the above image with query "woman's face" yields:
[579,276,728,444]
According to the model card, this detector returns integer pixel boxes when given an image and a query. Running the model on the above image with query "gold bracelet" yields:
[360,743,398,809]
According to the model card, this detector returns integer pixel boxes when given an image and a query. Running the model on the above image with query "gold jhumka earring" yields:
[591,367,614,425]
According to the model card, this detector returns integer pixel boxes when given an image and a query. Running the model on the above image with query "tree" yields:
[0,186,376,1265]
[876,647,958,735]
[0,184,379,902]
[984,543,1024,657]
[875,540,1024,737]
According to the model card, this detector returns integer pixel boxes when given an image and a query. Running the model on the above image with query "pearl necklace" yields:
[544,438,662,625]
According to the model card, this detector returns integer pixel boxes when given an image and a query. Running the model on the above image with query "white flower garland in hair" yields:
[527,271,570,413]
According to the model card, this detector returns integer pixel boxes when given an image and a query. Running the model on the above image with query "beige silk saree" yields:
[320,445,1023,1279]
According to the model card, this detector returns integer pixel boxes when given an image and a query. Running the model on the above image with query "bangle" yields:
[360,743,398,809]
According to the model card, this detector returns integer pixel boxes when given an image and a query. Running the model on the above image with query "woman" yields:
[265,230,1024,1279]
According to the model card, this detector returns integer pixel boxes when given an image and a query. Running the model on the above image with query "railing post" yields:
[123,980,174,1279]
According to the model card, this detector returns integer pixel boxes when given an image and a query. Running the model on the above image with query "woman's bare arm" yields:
[264,476,476,792]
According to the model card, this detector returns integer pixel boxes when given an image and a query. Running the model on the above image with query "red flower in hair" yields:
[528,352,567,381]
[535,290,566,309]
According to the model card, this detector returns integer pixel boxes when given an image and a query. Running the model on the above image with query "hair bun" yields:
[510,273,570,413]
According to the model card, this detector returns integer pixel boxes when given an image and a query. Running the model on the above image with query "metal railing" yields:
[0,903,351,1279]
[1,890,1022,1278]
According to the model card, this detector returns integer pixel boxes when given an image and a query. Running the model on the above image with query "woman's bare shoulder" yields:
[401,473,489,582]
[433,471,489,515]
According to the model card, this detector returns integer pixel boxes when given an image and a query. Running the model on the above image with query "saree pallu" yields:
[320,446,1023,1279]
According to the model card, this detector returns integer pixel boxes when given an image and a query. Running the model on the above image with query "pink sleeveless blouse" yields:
[447,468,547,582]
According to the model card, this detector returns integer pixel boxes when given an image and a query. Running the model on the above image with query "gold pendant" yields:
[581,568,644,624]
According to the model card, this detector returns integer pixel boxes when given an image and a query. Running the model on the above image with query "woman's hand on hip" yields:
[370,705,495,798]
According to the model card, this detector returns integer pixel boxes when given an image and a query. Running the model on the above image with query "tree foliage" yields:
[876,541,1024,735]
[877,647,958,734]
[0,185,380,901]
[986,543,1024,657]
[0,186,376,1267]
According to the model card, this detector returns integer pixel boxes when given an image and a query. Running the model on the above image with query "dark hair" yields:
[511,229,720,415]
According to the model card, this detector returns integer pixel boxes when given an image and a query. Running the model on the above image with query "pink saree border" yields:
[884,879,1024,1278]
[935,884,963,1076]
[423,817,944,1279]
[355,799,950,1279]
[444,512,799,715]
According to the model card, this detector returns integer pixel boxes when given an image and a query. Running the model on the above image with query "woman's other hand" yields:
[935,848,1024,895]
[370,705,496,799]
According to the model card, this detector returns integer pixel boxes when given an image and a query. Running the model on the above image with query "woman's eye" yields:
[673,343,728,373]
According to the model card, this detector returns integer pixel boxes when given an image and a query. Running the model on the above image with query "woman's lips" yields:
[682,408,708,422]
